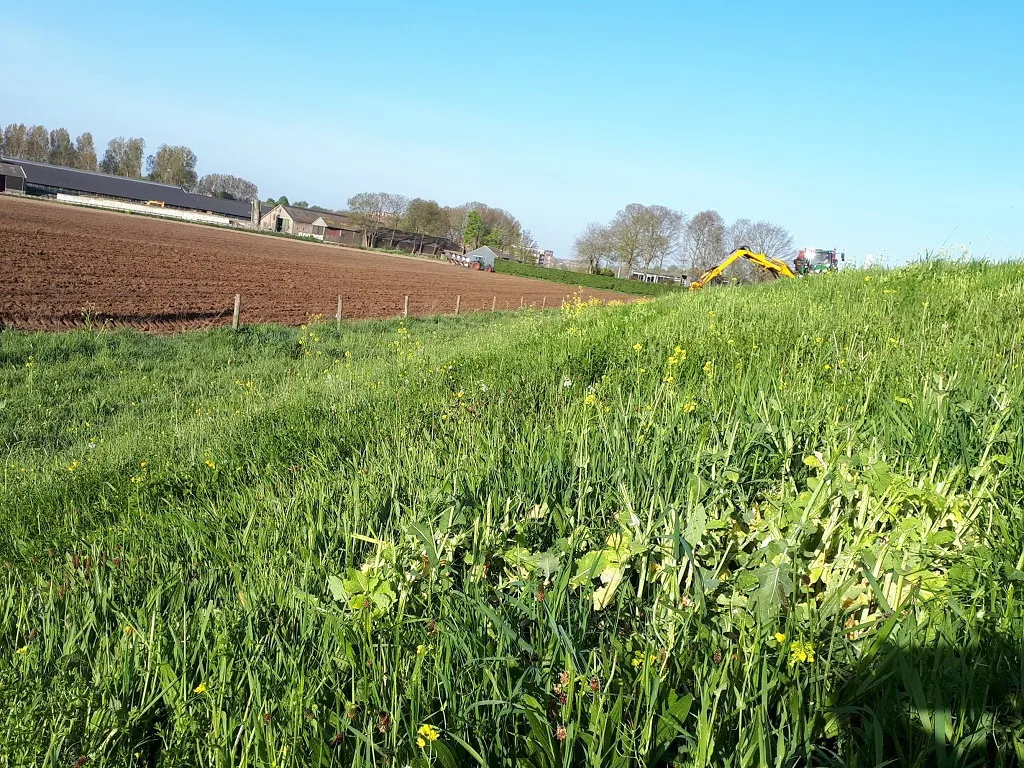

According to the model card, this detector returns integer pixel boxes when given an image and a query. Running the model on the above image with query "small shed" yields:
[0,163,27,194]
[312,213,363,246]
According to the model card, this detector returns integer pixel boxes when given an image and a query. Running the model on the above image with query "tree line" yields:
[1,122,259,202]
[572,204,794,281]
[346,193,538,254]
[265,191,540,255]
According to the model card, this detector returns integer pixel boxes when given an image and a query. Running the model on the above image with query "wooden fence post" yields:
[404,295,409,318]
[492,296,497,312]
[455,295,461,315]
[336,295,343,329]
[542,296,546,309]
[519,296,524,309]
[232,294,241,329]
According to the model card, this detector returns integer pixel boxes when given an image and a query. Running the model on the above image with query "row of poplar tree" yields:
[0,122,258,201]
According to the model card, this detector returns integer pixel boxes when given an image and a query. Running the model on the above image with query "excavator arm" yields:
[689,248,796,291]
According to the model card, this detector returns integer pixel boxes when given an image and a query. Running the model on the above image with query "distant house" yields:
[629,269,686,286]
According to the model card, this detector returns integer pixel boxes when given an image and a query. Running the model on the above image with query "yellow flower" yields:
[417,737,426,748]
[632,343,643,352]
[584,393,598,406]
[702,360,714,375]
[125,625,136,635]
[824,364,832,371]
[205,460,216,470]
[682,400,697,414]
[417,724,440,741]
[194,682,208,694]
[864,275,871,282]
[416,644,427,655]
[455,391,464,399]
[140,461,147,468]
[663,375,675,383]
[789,641,816,666]
[774,632,787,643]
[15,645,28,655]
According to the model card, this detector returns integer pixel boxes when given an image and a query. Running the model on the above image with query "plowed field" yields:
[0,196,631,332]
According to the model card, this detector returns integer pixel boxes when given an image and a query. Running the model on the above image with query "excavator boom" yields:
[689,248,796,291]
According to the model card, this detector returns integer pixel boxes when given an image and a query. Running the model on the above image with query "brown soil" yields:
[0,196,632,332]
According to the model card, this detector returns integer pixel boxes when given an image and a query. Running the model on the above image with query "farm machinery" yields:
[689,246,844,290]
[448,253,495,272]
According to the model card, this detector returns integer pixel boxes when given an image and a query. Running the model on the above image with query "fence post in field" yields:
[492,296,497,312]
[232,293,241,329]
[336,295,343,329]
[542,296,546,309]
[404,295,409,318]
[520,296,524,309]
[455,295,461,315]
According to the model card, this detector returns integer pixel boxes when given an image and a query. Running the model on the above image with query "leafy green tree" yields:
[101,137,146,178]
[403,198,450,238]
[146,145,198,190]
[276,196,290,206]
[48,128,76,166]
[463,209,485,249]
[2,123,29,158]
[23,125,49,162]
[74,133,98,171]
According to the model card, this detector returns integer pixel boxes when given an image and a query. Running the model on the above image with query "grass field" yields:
[2,263,1023,766]
[494,259,680,297]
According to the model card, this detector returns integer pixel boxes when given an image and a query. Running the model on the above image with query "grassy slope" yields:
[2,264,1023,766]
[494,258,679,296]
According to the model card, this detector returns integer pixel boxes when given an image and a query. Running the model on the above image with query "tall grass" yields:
[494,259,678,297]
[1,262,1023,767]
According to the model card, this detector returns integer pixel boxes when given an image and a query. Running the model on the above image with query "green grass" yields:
[2,263,1024,767]
[494,259,679,296]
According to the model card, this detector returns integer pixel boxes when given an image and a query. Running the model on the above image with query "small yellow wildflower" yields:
[417,737,426,748]
[125,625,136,635]
[455,391,464,399]
[774,632,787,643]
[584,393,598,406]
[663,375,675,383]
[140,461,147,468]
[824,364,832,371]
[682,400,697,414]
[633,343,643,352]
[205,460,216,470]
[864,276,871,282]
[15,645,28,655]
[789,641,816,666]
[702,360,714,375]
[416,644,427,655]
[417,724,440,742]
[194,682,208,694]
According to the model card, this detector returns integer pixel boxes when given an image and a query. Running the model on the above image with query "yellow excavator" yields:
[689,247,797,291]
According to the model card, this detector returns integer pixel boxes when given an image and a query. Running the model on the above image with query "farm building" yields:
[0,162,27,194]
[0,157,263,223]
[259,204,323,237]
[312,213,363,246]
[628,269,686,286]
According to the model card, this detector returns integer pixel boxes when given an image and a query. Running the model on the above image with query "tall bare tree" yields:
[146,144,199,190]
[23,125,50,162]
[725,218,796,282]
[74,132,98,171]
[572,222,616,274]
[196,173,258,201]
[48,128,76,166]
[684,209,726,274]
[346,192,409,247]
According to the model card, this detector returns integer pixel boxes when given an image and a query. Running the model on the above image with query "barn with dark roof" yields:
[0,156,268,223]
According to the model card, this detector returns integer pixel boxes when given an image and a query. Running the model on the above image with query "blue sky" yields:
[4,0,1022,264]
